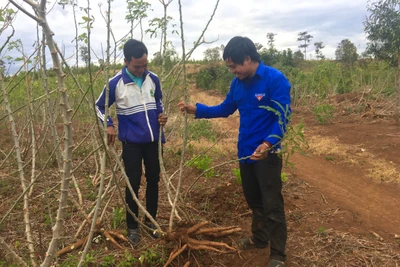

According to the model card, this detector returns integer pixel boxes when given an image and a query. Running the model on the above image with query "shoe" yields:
[126,228,140,245]
[236,237,268,250]
[144,221,160,239]
[268,259,285,267]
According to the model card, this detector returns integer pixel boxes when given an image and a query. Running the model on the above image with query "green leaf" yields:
[6,8,15,15]
[139,255,145,264]
[81,16,92,22]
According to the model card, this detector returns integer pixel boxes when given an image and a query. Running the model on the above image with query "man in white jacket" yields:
[95,39,167,245]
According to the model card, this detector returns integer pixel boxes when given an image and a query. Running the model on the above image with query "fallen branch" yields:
[57,226,129,257]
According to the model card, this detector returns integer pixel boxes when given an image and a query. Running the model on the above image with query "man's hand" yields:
[250,142,271,161]
[107,126,116,146]
[158,113,168,125]
[177,102,196,115]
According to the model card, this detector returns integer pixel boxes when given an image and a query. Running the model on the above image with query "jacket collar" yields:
[121,66,150,84]
[237,61,264,84]
[254,61,265,79]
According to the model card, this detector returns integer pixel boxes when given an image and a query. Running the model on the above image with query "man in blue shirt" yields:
[96,39,167,245]
[178,36,290,267]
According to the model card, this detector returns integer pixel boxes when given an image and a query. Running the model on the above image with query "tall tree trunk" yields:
[42,32,63,171]
[77,0,110,263]
[73,1,79,68]
[1,73,37,267]
[397,49,400,126]
[37,2,74,266]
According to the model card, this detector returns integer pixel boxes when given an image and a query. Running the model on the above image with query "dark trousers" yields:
[122,142,160,229]
[240,154,287,262]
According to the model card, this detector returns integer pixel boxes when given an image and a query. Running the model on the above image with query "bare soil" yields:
[1,87,399,267]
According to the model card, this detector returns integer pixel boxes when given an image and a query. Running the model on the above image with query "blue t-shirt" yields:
[125,68,143,88]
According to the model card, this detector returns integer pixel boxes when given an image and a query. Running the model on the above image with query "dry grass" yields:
[368,160,400,183]
[307,135,400,184]
[290,228,400,267]
[307,135,349,159]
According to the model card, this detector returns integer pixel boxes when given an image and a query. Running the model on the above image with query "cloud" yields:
[2,0,371,74]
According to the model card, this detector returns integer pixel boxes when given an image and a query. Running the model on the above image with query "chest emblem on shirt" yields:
[150,89,154,97]
[255,93,265,101]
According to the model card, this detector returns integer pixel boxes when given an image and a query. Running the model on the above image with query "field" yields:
[1,64,400,267]
[175,87,400,266]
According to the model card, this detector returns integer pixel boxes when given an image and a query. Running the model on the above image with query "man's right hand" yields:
[177,102,196,115]
[107,126,116,146]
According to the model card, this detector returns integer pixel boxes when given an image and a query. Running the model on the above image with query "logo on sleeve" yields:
[255,93,265,101]
[150,89,155,97]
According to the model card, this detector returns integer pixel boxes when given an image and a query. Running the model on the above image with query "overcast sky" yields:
[1,0,370,74]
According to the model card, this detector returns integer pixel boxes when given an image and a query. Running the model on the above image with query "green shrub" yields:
[196,69,214,90]
[187,154,214,178]
[233,168,241,185]
[111,205,124,229]
[139,247,165,265]
[101,255,116,266]
[281,172,288,182]
[59,254,79,267]
[195,64,233,94]
[188,119,216,142]
[117,250,138,267]
[312,104,334,124]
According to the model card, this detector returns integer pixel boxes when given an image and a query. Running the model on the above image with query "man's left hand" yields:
[158,113,168,125]
[250,142,271,161]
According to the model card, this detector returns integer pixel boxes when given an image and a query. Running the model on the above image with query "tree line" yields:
[202,0,399,71]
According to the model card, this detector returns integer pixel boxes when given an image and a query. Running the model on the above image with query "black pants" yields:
[240,154,287,262]
[122,142,160,229]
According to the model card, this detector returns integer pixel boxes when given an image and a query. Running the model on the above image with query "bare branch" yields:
[0,26,15,55]
[23,0,39,8]
[169,0,188,232]
[0,237,28,267]
[9,0,42,24]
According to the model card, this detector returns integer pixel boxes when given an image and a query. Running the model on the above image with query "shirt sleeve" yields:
[153,75,164,115]
[195,86,237,119]
[264,73,291,146]
[95,81,116,127]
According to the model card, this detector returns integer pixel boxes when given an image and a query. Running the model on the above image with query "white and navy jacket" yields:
[95,67,165,143]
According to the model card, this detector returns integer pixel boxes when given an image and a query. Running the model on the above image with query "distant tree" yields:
[260,33,279,65]
[254,42,264,53]
[364,0,400,66]
[314,42,325,60]
[280,48,294,67]
[335,39,358,65]
[98,59,104,70]
[126,0,151,41]
[203,47,221,61]
[152,52,162,66]
[80,45,89,67]
[293,50,304,61]
[297,31,313,60]
[260,49,279,66]
[266,33,277,51]
[364,0,400,124]
[152,45,178,69]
